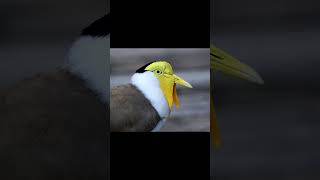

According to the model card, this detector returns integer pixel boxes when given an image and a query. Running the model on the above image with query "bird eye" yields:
[155,70,162,74]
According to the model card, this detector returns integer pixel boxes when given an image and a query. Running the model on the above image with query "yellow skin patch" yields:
[145,61,192,109]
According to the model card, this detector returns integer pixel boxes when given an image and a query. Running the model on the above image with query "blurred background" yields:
[0,0,108,89]
[111,48,210,131]
[212,0,320,179]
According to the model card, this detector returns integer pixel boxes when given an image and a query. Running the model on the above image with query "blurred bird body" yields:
[110,61,192,132]
[211,44,263,148]
[0,14,109,176]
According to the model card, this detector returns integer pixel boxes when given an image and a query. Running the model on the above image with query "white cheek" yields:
[65,35,109,103]
[131,72,170,118]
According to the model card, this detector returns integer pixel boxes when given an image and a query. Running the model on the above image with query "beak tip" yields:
[253,73,264,85]
[258,79,264,85]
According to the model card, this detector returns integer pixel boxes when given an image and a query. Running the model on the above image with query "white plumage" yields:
[131,71,170,119]
[66,35,110,103]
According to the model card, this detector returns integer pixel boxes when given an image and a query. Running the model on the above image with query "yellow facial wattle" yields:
[145,61,192,109]
[158,73,175,109]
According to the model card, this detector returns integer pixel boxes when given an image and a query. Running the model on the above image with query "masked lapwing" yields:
[111,61,192,132]
[211,44,263,148]
[0,14,109,177]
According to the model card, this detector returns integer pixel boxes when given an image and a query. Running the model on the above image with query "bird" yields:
[210,44,264,148]
[110,61,192,132]
[0,14,109,178]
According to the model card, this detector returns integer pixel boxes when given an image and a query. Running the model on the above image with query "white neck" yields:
[131,71,170,119]
[65,35,109,103]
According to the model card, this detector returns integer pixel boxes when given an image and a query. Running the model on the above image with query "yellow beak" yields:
[159,74,192,110]
[173,74,193,88]
[211,45,264,84]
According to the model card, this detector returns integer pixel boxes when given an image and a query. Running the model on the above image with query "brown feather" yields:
[0,70,107,178]
[110,84,161,132]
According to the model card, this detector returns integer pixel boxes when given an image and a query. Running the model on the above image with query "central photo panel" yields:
[110,48,210,132]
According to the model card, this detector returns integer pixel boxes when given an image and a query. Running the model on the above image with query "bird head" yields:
[135,61,192,109]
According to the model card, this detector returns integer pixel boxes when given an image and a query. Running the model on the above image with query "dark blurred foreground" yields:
[212,0,320,179]
[0,0,109,179]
